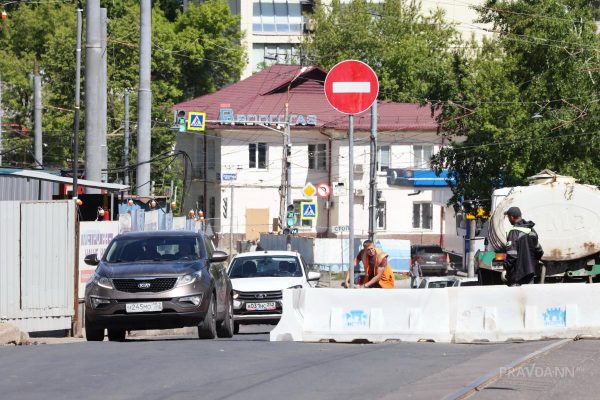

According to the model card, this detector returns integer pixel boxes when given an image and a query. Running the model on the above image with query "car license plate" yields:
[246,302,276,311]
[126,302,163,313]
[426,261,437,264]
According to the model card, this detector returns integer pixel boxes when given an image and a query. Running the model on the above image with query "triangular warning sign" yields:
[190,115,203,127]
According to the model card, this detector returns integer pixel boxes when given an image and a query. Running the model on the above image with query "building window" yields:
[376,201,386,230]
[377,145,390,172]
[252,0,303,34]
[413,145,433,168]
[293,200,312,228]
[249,142,267,169]
[252,43,299,72]
[308,143,327,171]
[413,202,433,230]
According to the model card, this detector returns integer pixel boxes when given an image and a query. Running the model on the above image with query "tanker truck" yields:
[475,170,600,285]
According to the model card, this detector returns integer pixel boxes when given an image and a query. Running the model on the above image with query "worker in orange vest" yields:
[359,240,395,289]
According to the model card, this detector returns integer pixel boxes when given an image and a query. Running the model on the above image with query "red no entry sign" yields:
[324,60,379,115]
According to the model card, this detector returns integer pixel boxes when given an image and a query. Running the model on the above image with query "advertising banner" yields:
[78,221,119,299]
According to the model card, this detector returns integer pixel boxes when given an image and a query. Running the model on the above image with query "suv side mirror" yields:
[210,250,229,263]
[84,254,99,266]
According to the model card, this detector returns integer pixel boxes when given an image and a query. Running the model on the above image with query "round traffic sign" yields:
[317,183,331,198]
[324,60,379,115]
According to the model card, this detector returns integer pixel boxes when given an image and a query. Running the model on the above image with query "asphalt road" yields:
[0,325,574,400]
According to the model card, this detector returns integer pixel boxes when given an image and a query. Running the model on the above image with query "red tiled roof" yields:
[173,64,437,132]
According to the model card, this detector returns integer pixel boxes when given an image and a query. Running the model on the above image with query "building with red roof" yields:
[173,64,461,258]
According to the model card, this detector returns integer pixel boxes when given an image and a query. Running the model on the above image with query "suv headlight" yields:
[88,273,113,289]
[287,285,303,289]
[176,271,202,287]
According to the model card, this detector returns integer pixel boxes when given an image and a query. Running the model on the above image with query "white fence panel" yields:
[0,202,21,318]
[0,201,75,332]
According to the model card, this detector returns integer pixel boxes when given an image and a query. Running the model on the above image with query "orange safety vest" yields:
[362,249,395,288]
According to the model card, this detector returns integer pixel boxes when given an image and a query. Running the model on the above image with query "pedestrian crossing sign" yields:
[301,202,318,220]
[187,112,206,132]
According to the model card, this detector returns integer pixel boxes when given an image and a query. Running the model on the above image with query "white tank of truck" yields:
[487,170,600,262]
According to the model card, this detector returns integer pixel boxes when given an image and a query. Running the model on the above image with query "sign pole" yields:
[348,114,355,288]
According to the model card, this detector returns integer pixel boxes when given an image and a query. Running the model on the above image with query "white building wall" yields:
[180,127,461,250]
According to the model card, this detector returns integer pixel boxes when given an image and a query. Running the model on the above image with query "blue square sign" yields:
[301,202,318,220]
[187,112,206,132]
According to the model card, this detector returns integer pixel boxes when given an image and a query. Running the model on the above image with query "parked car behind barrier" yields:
[227,250,320,333]
[410,244,450,277]
[84,231,234,341]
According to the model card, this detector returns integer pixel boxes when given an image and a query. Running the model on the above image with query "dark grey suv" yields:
[84,231,234,341]
[410,244,450,277]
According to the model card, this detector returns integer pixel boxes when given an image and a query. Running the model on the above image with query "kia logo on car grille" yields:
[138,282,151,289]
[255,293,267,299]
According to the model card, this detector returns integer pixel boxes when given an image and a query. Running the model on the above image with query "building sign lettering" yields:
[219,108,317,126]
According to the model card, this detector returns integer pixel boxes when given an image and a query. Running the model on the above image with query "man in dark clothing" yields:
[503,206,544,286]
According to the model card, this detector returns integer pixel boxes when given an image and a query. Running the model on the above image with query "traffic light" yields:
[286,204,296,228]
[177,110,186,132]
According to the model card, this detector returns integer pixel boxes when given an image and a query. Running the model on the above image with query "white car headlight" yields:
[176,271,202,287]
[287,285,303,289]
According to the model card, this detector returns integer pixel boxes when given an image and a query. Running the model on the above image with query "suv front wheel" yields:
[216,295,234,338]
[198,293,217,339]
[85,316,105,342]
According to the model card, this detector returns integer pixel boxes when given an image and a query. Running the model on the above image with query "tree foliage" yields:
[302,0,463,103]
[0,0,243,197]
[430,0,600,211]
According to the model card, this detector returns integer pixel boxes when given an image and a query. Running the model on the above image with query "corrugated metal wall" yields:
[0,202,21,319]
[0,176,54,200]
[0,201,75,332]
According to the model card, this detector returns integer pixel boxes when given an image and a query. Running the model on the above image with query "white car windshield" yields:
[229,256,302,278]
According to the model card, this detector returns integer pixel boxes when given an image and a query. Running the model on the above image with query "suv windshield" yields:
[229,256,302,278]
[104,236,205,263]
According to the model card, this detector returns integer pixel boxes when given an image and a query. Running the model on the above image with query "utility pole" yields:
[85,0,102,192]
[229,183,234,257]
[0,73,3,166]
[72,3,82,198]
[33,63,43,169]
[284,102,292,251]
[368,101,378,241]
[100,7,108,182]
[123,90,130,187]
[136,0,152,196]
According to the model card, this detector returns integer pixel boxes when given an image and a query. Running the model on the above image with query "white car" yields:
[227,250,320,333]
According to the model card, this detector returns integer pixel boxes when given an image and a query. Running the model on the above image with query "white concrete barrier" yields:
[452,283,600,343]
[270,284,600,343]
[270,288,452,343]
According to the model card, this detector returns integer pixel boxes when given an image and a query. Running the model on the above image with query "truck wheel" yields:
[477,269,484,285]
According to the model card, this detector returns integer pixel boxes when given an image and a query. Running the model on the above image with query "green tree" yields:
[0,0,243,199]
[430,0,600,211]
[302,0,462,103]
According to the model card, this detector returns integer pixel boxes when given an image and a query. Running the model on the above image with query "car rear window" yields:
[104,236,205,263]
[428,281,452,288]
[415,246,444,254]
[229,256,302,278]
